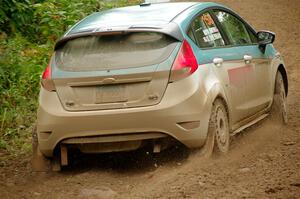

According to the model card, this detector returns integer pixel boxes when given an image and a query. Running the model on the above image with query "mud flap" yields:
[60,144,68,166]
[198,126,215,158]
[31,140,50,172]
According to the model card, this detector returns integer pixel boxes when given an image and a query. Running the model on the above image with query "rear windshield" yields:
[55,32,178,71]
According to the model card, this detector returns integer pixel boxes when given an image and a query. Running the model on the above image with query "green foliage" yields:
[0,0,35,35]
[0,34,49,156]
[32,0,102,43]
[0,0,142,158]
[0,0,142,43]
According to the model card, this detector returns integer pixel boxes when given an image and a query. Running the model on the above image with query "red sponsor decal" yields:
[228,65,254,86]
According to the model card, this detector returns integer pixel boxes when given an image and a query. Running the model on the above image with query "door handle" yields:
[213,57,224,67]
[244,55,253,64]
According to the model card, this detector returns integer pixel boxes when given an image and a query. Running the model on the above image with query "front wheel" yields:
[271,72,288,124]
[199,99,230,157]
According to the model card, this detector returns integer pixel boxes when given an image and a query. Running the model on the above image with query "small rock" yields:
[242,190,251,194]
[265,187,276,194]
[282,141,296,146]
[238,167,251,173]
[198,181,205,187]
[33,192,41,196]
[177,162,182,166]
[171,186,180,190]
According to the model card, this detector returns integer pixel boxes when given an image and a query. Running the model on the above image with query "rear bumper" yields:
[37,72,212,157]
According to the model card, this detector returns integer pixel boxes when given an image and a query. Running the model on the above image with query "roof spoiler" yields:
[54,22,183,50]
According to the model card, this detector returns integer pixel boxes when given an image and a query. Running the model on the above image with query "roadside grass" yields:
[0,35,49,165]
[0,0,142,166]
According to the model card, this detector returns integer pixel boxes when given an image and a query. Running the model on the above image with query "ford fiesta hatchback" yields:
[32,2,288,171]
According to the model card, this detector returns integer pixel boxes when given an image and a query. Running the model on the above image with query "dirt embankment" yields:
[1,0,300,198]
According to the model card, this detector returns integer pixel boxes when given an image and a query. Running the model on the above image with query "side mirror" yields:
[257,31,275,53]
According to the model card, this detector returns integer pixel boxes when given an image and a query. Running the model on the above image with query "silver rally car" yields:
[32,2,288,171]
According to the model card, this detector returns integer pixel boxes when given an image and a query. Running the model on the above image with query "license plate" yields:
[95,84,127,103]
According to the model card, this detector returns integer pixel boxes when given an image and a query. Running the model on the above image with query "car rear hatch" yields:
[52,32,180,111]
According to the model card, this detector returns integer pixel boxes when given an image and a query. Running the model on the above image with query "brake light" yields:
[41,64,56,92]
[169,40,198,82]
[42,64,51,79]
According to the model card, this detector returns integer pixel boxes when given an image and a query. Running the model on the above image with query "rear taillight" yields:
[169,40,198,82]
[41,64,56,92]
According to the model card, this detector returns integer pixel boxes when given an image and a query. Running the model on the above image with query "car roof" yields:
[67,2,200,35]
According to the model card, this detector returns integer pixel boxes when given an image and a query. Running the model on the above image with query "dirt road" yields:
[1,0,300,198]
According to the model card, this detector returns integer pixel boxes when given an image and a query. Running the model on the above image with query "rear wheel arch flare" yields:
[277,64,288,96]
[206,84,231,128]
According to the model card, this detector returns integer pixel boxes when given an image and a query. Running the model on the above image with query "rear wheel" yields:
[271,72,288,124]
[199,99,230,157]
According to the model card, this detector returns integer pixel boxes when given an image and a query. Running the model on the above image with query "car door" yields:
[186,12,249,124]
[213,9,272,117]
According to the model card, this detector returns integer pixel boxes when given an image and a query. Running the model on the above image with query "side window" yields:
[188,12,225,48]
[187,28,196,43]
[214,10,253,45]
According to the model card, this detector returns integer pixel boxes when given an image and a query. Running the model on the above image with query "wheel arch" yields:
[206,83,231,128]
[214,95,230,117]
